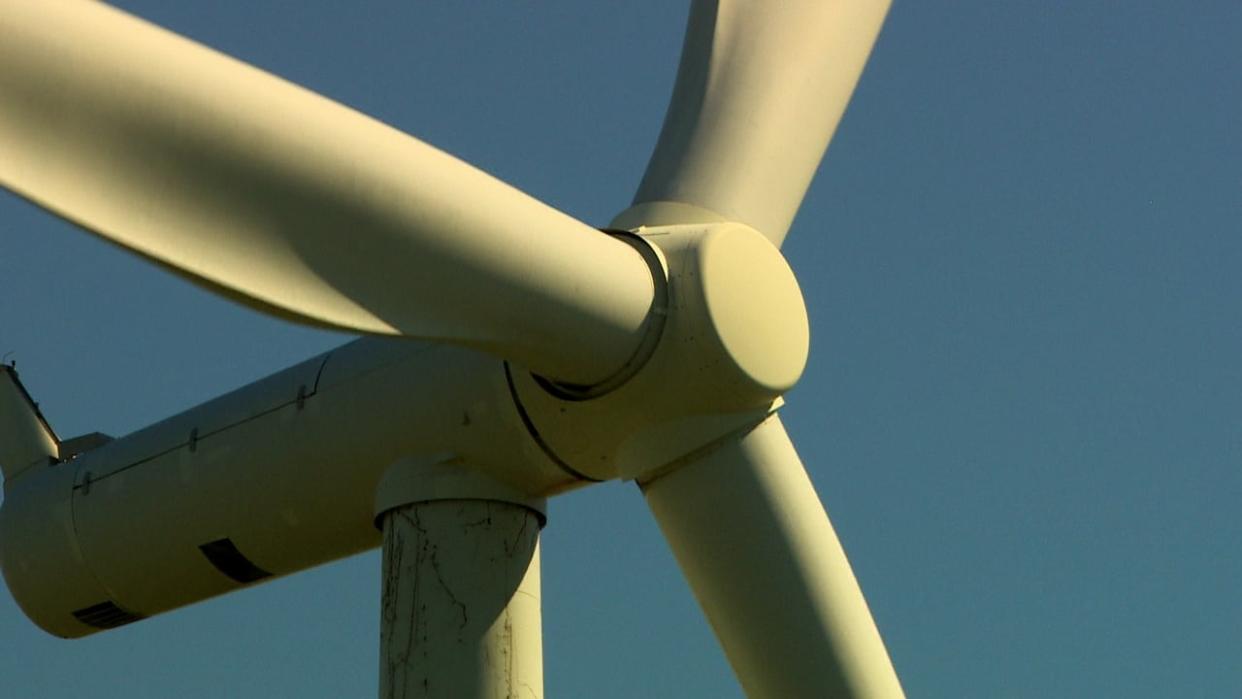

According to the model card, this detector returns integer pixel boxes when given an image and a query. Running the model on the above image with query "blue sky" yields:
[2,2,1239,697]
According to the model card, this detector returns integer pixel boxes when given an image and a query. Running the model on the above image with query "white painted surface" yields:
[642,415,904,698]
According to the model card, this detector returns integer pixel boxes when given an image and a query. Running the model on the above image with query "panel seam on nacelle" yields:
[75,393,310,490]
[503,362,600,484]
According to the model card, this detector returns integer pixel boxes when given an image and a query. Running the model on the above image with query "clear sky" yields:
[2,2,1239,697]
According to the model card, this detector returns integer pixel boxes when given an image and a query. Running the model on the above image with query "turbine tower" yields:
[0,2,901,696]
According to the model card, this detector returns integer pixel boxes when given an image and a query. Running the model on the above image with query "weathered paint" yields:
[380,500,542,699]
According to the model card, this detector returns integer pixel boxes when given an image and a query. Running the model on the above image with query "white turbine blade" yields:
[613,0,891,245]
[642,416,904,698]
[0,1,655,386]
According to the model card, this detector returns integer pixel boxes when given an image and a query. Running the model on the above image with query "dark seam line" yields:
[311,351,332,392]
[503,362,599,483]
[71,341,442,490]
[74,396,308,489]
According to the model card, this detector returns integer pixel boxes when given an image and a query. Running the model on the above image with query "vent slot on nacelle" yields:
[71,601,145,630]
[199,538,272,584]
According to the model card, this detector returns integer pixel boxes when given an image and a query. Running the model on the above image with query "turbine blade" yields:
[642,415,904,698]
[613,0,891,246]
[0,0,655,386]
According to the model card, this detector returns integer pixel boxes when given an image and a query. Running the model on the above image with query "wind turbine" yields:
[0,1,901,697]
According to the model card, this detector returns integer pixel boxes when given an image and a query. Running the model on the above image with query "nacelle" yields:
[0,339,570,638]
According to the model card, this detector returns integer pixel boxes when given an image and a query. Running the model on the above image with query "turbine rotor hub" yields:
[511,222,809,482]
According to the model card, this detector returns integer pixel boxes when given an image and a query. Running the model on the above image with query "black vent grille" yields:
[199,538,272,584]
[72,601,144,629]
